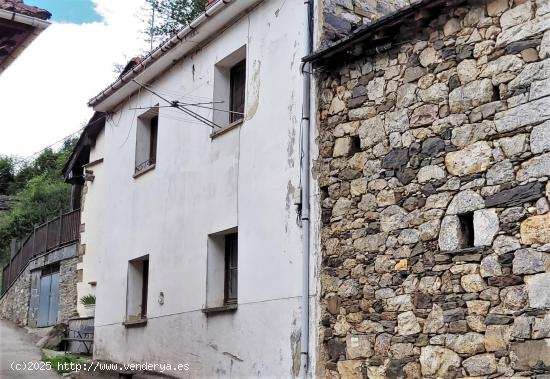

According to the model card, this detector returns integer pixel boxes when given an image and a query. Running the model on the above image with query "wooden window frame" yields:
[141,259,149,319]
[224,233,238,304]
[229,60,246,124]
[149,116,158,165]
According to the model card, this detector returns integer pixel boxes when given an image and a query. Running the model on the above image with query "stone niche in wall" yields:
[316,0,550,378]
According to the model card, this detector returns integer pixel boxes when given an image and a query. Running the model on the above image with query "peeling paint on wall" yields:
[290,327,301,378]
[245,60,261,121]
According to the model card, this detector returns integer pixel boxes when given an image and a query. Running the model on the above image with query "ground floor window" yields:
[126,255,149,321]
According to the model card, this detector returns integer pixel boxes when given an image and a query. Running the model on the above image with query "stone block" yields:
[333,137,352,157]
[487,0,508,16]
[461,273,487,293]
[517,153,550,181]
[419,346,461,378]
[485,182,545,208]
[358,116,385,149]
[486,160,514,185]
[445,141,492,176]
[345,334,373,359]
[485,325,512,352]
[525,273,550,309]
[511,339,550,370]
[496,96,550,133]
[500,2,533,29]
[447,189,485,215]
[508,59,550,91]
[438,215,463,251]
[496,13,550,48]
[473,209,499,247]
[520,213,550,245]
[531,120,550,154]
[463,354,497,376]
[337,360,363,379]
[513,248,550,274]
[397,310,421,336]
[449,79,494,114]
[446,332,485,354]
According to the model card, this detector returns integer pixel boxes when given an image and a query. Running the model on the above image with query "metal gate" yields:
[37,265,60,327]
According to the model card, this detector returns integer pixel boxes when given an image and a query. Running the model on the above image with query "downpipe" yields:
[299,0,313,377]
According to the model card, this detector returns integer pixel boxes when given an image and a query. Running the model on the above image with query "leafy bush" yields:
[80,294,96,305]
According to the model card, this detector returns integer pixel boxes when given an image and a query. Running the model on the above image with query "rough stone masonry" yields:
[317,0,550,377]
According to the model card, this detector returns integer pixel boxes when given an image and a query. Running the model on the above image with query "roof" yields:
[0,0,51,74]
[303,0,466,65]
[88,0,261,111]
[0,0,51,20]
[62,112,107,182]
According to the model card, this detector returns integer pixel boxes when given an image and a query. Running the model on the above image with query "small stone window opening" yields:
[350,136,361,155]
[458,212,475,248]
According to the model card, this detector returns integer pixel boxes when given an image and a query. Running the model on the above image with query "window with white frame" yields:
[126,255,149,322]
[135,108,158,174]
[205,228,238,311]
[213,46,246,128]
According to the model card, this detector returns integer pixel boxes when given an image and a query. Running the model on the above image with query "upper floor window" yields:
[229,60,245,124]
[213,46,246,129]
[135,109,158,175]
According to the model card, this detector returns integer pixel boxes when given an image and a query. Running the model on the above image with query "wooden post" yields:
[8,238,17,285]
[58,210,63,246]
[31,224,36,257]
[45,220,49,252]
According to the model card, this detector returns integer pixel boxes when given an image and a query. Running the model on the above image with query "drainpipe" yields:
[300,0,313,377]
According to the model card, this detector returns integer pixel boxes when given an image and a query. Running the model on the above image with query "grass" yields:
[42,353,90,374]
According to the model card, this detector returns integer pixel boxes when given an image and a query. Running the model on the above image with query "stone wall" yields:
[317,0,550,377]
[59,257,78,323]
[0,267,30,326]
[323,0,412,45]
[1,244,78,327]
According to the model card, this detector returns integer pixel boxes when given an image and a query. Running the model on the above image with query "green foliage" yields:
[0,156,15,195]
[80,294,96,305]
[0,140,76,267]
[146,0,207,40]
[42,353,90,373]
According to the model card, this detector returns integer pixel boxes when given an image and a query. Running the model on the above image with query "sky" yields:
[0,0,150,158]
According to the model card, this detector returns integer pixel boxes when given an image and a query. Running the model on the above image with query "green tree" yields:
[0,140,75,267]
[146,0,207,41]
[0,156,15,195]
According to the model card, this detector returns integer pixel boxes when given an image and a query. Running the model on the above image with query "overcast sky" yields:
[0,0,149,158]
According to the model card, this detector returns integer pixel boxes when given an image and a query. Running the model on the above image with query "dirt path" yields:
[0,320,61,378]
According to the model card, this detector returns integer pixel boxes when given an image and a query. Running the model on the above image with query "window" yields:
[135,110,158,175]
[458,212,474,249]
[229,61,246,124]
[224,233,238,304]
[204,228,238,313]
[126,255,149,323]
[213,46,246,129]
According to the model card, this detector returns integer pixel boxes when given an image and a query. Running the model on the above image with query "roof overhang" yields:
[0,8,50,74]
[303,0,467,66]
[89,0,262,112]
[62,112,106,183]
